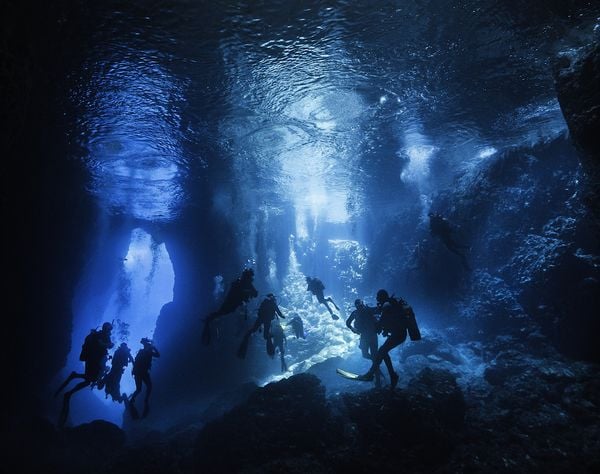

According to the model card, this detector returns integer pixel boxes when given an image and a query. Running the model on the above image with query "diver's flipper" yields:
[390,372,399,390]
[266,338,275,357]
[331,314,339,320]
[142,403,150,418]
[336,368,363,380]
[58,394,70,428]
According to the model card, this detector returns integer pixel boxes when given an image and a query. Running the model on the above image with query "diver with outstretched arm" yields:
[202,268,258,344]
[237,293,285,359]
[129,338,160,419]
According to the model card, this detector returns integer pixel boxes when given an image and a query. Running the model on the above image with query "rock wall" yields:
[1,1,99,422]
[554,38,600,215]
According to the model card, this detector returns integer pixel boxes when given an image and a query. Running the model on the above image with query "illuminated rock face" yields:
[554,40,600,217]
[554,40,600,165]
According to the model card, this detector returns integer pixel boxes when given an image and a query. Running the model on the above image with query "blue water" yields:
[58,0,599,426]
[73,0,596,222]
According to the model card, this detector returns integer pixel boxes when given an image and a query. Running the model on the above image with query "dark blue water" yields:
[55,0,600,426]
[73,0,597,221]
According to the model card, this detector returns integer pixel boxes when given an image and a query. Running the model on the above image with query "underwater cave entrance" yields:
[102,228,174,395]
[64,227,174,426]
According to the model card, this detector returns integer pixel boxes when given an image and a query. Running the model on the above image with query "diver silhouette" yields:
[428,212,471,271]
[103,342,134,403]
[270,318,288,372]
[237,293,285,359]
[202,268,258,345]
[129,338,160,419]
[288,315,306,339]
[346,299,384,387]
[305,276,340,320]
[357,290,421,389]
[54,322,114,427]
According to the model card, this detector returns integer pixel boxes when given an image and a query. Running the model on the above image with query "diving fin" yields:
[266,338,275,357]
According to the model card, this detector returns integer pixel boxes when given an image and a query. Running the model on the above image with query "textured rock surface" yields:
[554,39,600,216]
[6,349,600,473]
[554,40,600,164]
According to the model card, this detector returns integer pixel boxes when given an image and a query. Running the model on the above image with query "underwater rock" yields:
[66,420,126,460]
[195,369,466,473]
[338,368,465,472]
[449,343,600,474]
[554,39,600,216]
[200,381,259,424]
[195,373,339,473]
[554,40,600,165]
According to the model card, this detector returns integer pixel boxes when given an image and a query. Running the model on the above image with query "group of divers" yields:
[54,211,469,427]
[202,270,422,389]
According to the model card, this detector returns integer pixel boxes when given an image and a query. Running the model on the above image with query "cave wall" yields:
[380,137,600,361]
[554,38,600,216]
[1,1,100,422]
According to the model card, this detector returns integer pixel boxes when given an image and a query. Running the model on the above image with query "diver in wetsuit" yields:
[129,338,160,419]
[54,322,114,427]
[237,293,285,359]
[357,290,421,390]
[104,342,134,403]
[306,276,340,320]
[346,299,383,387]
[270,318,288,372]
[428,212,471,271]
[202,268,258,344]
[288,315,306,339]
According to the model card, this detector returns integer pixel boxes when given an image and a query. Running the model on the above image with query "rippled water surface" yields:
[71,0,599,220]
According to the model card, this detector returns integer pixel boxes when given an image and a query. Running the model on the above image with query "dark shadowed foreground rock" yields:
[195,370,465,473]
[6,353,599,473]
[337,368,465,473]
[5,418,126,474]
[194,373,339,473]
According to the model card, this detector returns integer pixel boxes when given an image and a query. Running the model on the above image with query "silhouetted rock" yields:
[194,369,466,473]
[554,40,600,165]
[195,373,340,473]
[554,39,600,217]
[200,381,259,423]
[337,368,465,472]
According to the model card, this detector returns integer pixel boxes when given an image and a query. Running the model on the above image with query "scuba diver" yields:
[129,338,160,419]
[237,293,285,359]
[202,268,259,344]
[428,211,471,271]
[103,342,134,403]
[270,319,288,372]
[357,290,421,389]
[305,276,340,320]
[346,299,384,387]
[288,315,306,339]
[54,322,114,427]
